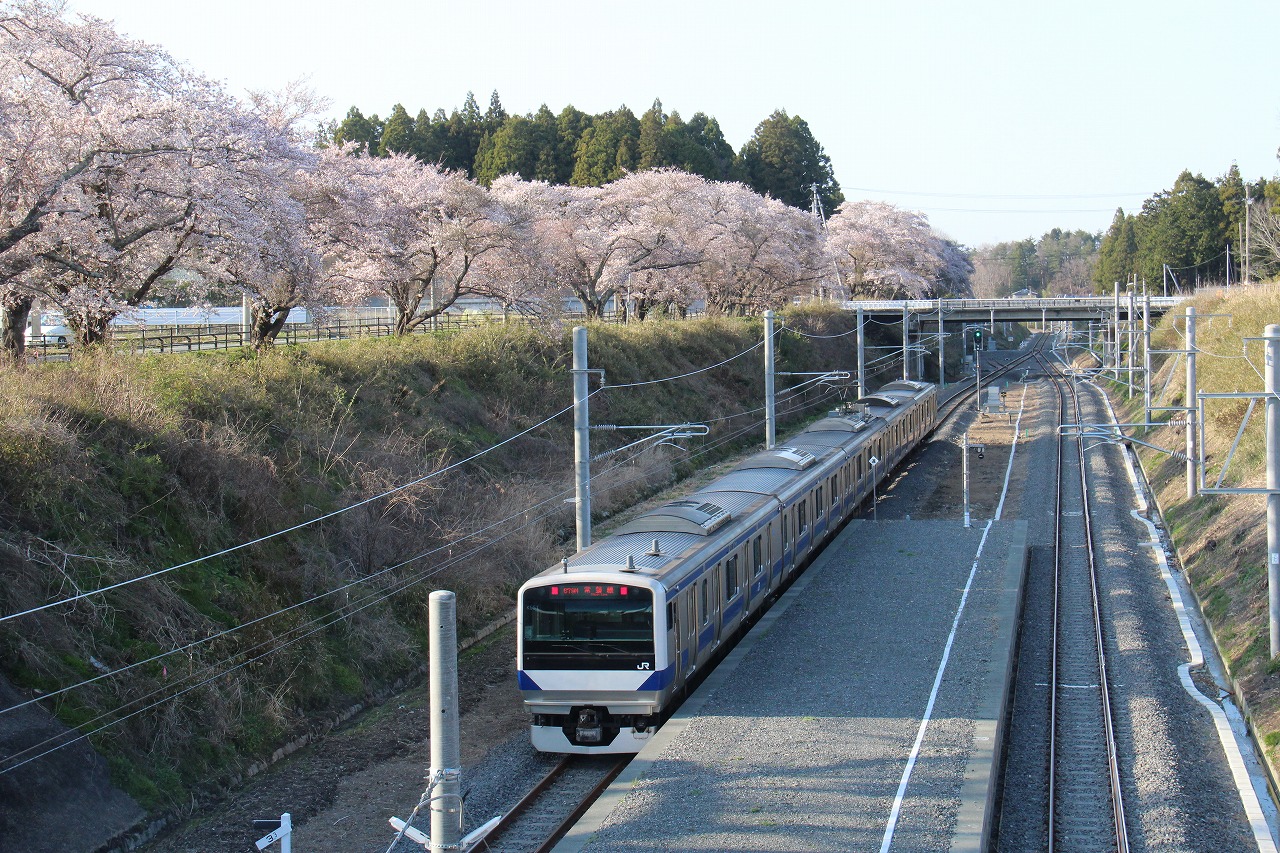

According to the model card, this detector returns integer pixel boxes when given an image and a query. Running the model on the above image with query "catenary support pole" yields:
[1186,307,1198,500]
[1266,324,1279,657]
[1113,281,1122,382]
[962,431,971,529]
[1143,292,1152,425]
[429,591,461,850]
[765,310,776,449]
[856,306,866,400]
[1127,286,1136,399]
[937,299,945,387]
[572,326,591,551]
[902,304,910,380]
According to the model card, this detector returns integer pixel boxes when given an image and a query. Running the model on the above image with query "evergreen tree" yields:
[672,112,734,180]
[570,106,639,186]
[637,99,674,170]
[378,103,414,156]
[530,104,561,182]
[734,110,842,211]
[555,106,592,184]
[1135,171,1226,285]
[1094,208,1138,291]
[484,90,508,135]
[332,106,380,156]
[473,115,537,184]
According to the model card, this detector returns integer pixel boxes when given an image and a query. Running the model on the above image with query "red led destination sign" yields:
[549,585,630,598]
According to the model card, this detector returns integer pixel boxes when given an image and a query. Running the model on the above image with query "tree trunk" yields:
[1,296,33,365]
[73,315,111,348]
[251,305,291,349]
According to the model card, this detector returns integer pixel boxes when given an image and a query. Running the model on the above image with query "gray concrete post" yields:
[1113,281,1122,381]
[938,299,945,387]
[856,307,865,400]
[902,304,910,380]
[1143,293,1152,426]
[1127,287,1136,399]
[572,327,591,551]
[1266,325,1279,657]
[1186,307,1198,500]
[765,310,776,449]
[429,591,461,849]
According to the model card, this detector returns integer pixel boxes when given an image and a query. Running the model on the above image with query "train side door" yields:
[711,564,723,644]
[685,590,698,671]
[668,597,682,683]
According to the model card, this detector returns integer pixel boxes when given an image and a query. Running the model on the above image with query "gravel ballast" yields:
[556,518,1028,852]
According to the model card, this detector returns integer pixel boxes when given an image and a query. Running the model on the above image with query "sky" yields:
[65,0,1280,248]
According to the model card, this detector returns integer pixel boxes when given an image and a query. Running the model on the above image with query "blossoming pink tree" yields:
[825,201,951,299]
[0,1,327,356]
[694,181,827,315]
[503,169,710,319]
[318,151,519,335]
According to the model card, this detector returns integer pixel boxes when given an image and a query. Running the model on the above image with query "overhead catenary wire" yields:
[2,385,850,773]
[1,369,845,737]
[0,396,593,626]
[1,332,776,626]
[0,319,864,770]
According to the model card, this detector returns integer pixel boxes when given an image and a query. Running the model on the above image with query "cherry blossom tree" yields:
[0,0,316,355]
[317,151,518,334]
[826,201,951,299]
[695,181,826,316]
[504,169,710,318]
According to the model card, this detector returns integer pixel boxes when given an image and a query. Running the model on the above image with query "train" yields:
[515,380,939,753]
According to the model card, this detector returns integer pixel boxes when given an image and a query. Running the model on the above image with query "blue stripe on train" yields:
[517,670,541,691]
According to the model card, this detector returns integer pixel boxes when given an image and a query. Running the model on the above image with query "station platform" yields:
[553,517,1028,853]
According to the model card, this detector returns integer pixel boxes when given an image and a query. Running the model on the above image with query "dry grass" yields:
[1119,283,1280,766]
[0,310,881,812]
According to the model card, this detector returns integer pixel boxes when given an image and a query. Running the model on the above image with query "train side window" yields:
[782,513,790,550]
[700,578,709,625]
[815,485,824,517]
[725,555,739,598]
[753,535,763,575]
[798,500,807,536]
[667,601,675,629]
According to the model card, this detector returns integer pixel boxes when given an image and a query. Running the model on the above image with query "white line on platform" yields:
[879,518,994,853]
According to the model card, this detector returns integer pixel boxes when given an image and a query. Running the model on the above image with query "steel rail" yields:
[1043,351,1128,853]
[481,754,627,853]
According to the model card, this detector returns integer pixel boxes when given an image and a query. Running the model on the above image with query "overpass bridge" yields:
[841,295,1186,324]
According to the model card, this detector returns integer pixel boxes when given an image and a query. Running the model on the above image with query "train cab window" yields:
[725,555,739,598]
[752,535,763,575]
[521,584,655,670]
[815,485,824,518]
[700,578,709,625]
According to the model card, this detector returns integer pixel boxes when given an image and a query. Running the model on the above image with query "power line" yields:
[846,186,1151,201]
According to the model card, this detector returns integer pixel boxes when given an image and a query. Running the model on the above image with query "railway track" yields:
[1041,353,1128,852]
[480,337,1051,853]
[479,755,627,853]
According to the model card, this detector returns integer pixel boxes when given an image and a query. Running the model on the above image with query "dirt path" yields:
[142,627,526,853]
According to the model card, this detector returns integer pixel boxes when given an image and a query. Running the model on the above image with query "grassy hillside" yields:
[0,305,901,812]
[1111,285,1280,778]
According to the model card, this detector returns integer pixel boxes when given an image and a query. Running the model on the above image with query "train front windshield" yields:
[522,583,656,671]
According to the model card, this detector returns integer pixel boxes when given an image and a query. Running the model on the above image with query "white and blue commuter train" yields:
[516,380,939,753]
